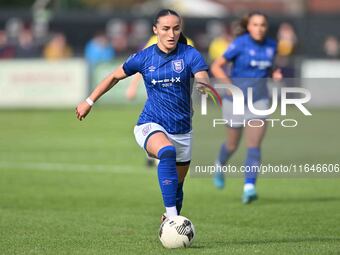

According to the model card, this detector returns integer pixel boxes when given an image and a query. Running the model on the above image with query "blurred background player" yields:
[125,27,194,168]
[0,30,15,58]
[323,35,339,58]
[43,32,72,59]
[276,22,297,77]
[211,12,282,204]
[207,20,233,63]
[15,29,40,58]
[84,31,116,68]
[76,9,209,219]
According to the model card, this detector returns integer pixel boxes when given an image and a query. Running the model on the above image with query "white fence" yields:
[301,60,340,107]
[0,59,87,108]
[0,58,339,108]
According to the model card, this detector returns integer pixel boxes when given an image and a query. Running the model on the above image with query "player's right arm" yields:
[76,66,127,121]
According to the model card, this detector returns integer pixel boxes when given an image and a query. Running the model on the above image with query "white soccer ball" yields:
[159,215,195,249]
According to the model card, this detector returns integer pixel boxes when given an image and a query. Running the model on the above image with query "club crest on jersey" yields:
[172,59,184,73]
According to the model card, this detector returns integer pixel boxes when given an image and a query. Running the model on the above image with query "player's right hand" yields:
[75,101,92,121]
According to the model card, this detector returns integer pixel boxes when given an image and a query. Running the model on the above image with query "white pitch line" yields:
[0,161,141,174]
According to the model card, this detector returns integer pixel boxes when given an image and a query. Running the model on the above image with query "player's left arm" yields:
[194,71,210,94]
[190,47,210,92]
[194,70,223,106]
[194,70,209,81]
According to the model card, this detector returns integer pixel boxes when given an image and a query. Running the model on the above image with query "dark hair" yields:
[235,12,268,36]
[153,9,187,45]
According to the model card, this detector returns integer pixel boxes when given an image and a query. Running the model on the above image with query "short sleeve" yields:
[223,38,241,61]
[190,49,208,75]
[122,53,142,76]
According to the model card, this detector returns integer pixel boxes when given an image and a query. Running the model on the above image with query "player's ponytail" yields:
[178,32,188,45]
[235,14,249,36]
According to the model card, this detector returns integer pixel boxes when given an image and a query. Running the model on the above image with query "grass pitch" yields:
[0,106,339,254]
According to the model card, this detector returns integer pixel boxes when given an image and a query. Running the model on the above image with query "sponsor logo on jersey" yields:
[151,77,181,86]
[250,60,272,70]
[172,59,184,73]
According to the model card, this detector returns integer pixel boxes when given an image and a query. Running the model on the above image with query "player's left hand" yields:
[196,83,208,94]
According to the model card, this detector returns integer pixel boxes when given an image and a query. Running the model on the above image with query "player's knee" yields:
[158,145,178,181]
[158,145,176,161]
[246,140,261,148]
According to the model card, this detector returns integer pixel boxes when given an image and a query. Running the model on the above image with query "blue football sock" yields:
[176,182,184,214]
[157,146,178,208]
[244,147,261,185]
[217,143,233,165]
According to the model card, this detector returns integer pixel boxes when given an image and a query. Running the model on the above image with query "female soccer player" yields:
[211,12,282,203]
[76,9,209,218]
[125,34,194,168]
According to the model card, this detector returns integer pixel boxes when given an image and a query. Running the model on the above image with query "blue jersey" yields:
[123,43,208,134]
[223,33,277,101]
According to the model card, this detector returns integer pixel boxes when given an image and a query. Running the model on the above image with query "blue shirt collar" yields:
[155,44,179,57]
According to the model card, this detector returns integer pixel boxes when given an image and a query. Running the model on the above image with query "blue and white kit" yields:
[123,43,208,162]
[222,32,277,126]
